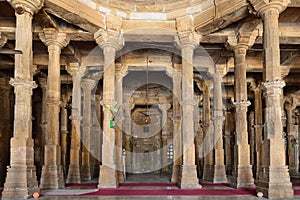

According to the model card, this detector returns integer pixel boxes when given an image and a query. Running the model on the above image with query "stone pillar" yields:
[39,28,69,189]
[202,83,214,181]
[171,65,182,183]
[61,92,69,175]
[3,0,43,198]
[248,111,255,173]
[158,103,171,173]
[94,28,124,188]
[39,77,47,170]
[123,102,133,174]
[81,78,96,181]
[175,30,200,189]
[227,36,254,188]
[212,73,227,183]
[250,0,294,198]
[250,84,263,179]
[285,100,298,176]
[115,64,125,183]
[66,63,85,183]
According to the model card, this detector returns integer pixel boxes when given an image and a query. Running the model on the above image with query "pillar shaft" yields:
[94,28,124,188]
[81,79,96,181]
[213,74,227,183]
[231,45,254,188]
[66,63,85,183]
[171,67,182,183]
[60,93,68,175]
[3,1,42,198]
[39,28,69,189]
[250,1,294,198]
[176,32,200,189]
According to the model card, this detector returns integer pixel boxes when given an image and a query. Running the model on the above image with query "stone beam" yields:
[44,0,105,33]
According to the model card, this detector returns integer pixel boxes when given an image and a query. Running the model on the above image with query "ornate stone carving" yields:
[249,0,291,16]
[94,29,124,51]
[175,31,201,50]
[8,0,43,15]
[39,28,70,50]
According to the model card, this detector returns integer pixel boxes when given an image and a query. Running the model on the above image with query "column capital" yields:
[175,31,201,50]
[233,100,251,108]
[249,0,290,18]
[262,80,285,97]
[8,0,43,15]
[158,103,171,111]
[226,34,256,52]
[0,32,7,48]
[66,63,86,78]
[81,78,96,90]
[39,28,70,50]
[94,29,124,51]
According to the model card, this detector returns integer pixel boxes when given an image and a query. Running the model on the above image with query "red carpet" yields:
[80,187,257,196]
[119,183,177,187]
[66,183,97,187]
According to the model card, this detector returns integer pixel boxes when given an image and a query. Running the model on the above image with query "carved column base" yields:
[2,166,39,199]
[179,165,200,189]
[257,166,293,199]
[213,165,227,183]
[98,165,118,188]
[202,164,214,182]
[230,165,254,188]
[118,170,125,183]
[171,165,180,183]
[66,165,81,183]
[40,165,65,189]
[81,165,91,181]
[2,138,39,199]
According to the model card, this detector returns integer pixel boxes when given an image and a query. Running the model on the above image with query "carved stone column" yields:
[66,63,86,183]
[250,0,293,198]
[227,36,255,188]
[212,73,227,183]
[250,83,263,179]
[60,92,69,175]
[39,28,69,189]
[171,65,182,183]
[248,111,255,173]
[94,27,124,188]
[202,83,214,181]
[123,101,133,174]
[175,30,200,189]
[3,0,43,198]
[115,64,125,183]
[81,78,96,181]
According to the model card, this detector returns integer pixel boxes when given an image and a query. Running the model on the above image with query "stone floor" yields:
[29,174,300,199]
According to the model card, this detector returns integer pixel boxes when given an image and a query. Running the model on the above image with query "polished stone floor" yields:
[32,174,300,199]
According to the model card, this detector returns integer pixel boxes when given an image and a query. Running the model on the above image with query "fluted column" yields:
[66,63,86,183]
[81,78,96,181]
[175,31,200,189]
[250,0,293,198]
[213,73,227,183]
[227,38,254,188]
[3,0,43,198]
[60,92,69,175]
[94,28,124,188]
[250,84,263,179]
[115,64,125,183]
[39,28,69,189]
